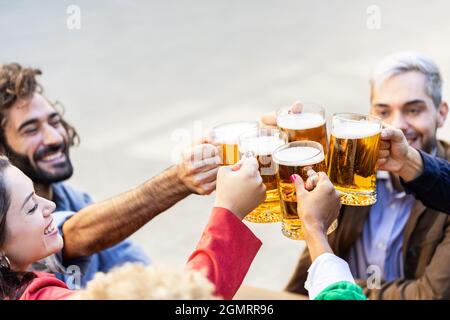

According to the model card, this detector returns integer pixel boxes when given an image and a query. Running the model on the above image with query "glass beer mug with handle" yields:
[273,141,338,240]
[238,128,288,223]
[211,121,259,166]
[276,102,328,154]
[327,113,382,206]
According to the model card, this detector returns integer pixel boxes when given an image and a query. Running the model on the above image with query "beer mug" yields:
[327,113,382,206]
[276,103,328,153]
[238,128,288,223]
[211,121,259,165]
[273,141,338,240]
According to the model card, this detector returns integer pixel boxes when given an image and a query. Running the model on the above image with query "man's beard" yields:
[3,141,74,185]
[404,117,441,154]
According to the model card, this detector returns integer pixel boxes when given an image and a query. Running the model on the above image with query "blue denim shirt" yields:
[50,182,150,288]
[348,171,415,282]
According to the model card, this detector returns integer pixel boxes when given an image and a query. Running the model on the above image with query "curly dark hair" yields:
[0,63,80,148]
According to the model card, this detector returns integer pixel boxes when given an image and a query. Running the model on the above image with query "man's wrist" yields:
[173,164,194,195]
[397,147,424,182]
[141,165,192,211]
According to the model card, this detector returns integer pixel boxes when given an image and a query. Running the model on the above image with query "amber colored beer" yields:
[276,104,328,153]
[327,113,382,206]
[212,121,258,165]
[238,128,288,223]
[273,141,338,240]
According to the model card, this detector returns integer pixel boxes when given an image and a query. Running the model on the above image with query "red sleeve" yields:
[186,207,262,299]
[19,272,76,300]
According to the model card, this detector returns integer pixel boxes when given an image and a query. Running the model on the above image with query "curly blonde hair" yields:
[76,263,220,300]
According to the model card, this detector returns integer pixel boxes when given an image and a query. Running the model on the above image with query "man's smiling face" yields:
[2,93,73,185]
[371,70,448,153]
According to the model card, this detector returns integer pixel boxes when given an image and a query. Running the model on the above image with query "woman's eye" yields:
[27,203,38,214]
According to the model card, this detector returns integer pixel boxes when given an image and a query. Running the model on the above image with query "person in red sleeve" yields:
[0,155,265,300]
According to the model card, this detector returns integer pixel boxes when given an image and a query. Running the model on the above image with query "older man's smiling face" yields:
[371,71,448,153]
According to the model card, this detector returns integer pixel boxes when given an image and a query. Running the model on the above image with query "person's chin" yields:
[35,163,73,182]
[45,233,64,253]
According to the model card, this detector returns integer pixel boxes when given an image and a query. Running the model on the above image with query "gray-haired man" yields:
[265,52,450,299]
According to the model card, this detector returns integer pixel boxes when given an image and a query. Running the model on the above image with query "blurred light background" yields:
[1,0,449,290]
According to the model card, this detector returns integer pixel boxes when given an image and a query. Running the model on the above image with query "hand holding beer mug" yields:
[238,128,287,223]
[377,127,410,172]
[177,144,221,195]
[272,141,338,240]
[291,172,341,262]
[327,113,382,206]
[377,126,424,182]
[211,121,259,165]
[214,157,266,220]
[291,172,341,240]
[259,101,303,128]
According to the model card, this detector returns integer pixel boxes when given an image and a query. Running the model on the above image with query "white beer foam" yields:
[277,112,325,130]
[274,146,324,166]
[332,120,381,139]
[213,122,258,144]
[239,136,286,156]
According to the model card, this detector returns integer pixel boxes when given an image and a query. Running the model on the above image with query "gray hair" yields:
[370,51,443,107]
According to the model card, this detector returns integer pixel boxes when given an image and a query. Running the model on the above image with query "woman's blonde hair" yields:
[76,263,220,300]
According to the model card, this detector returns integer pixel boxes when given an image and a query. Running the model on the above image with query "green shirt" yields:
[314,281,367,300]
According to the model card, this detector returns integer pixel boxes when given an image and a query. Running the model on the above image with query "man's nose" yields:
[389,111,409,131]
[42,124,63,146]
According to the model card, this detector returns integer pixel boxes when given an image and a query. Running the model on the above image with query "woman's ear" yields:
[0,251,11,270]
